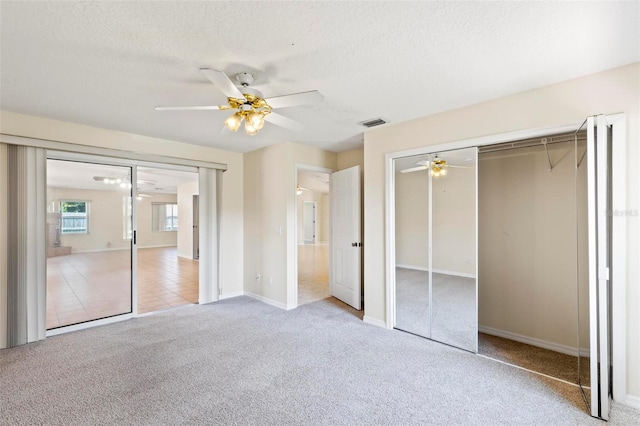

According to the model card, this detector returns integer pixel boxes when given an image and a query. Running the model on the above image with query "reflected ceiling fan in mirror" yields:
[399,156,468,177]
[155,68,324,136]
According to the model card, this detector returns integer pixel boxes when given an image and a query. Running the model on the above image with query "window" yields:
[152,203,178,232]
[60,200,89,234]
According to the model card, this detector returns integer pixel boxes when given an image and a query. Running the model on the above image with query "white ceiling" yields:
[298,170,330,194]
[47,160,198,194]
[1,2,638,154]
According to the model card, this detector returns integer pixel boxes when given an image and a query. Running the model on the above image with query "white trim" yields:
[1,134,226,171]
[137,244,178,249]
[395,264,476,279]
[363,315,387,329]
[244,292,290,310]
[624,395,640,410]
[607,113,627,404]
[385,153,396,329]
[46,313,133,336]
[479,325,590,357]
[176,253,197,260]
[219,291,245,300]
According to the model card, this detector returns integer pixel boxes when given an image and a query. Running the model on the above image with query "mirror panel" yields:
[429,147,477,352]
[394,154,430,337]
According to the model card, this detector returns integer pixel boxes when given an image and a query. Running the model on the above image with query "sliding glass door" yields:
[394,147,478,352]
[46,159,134,329]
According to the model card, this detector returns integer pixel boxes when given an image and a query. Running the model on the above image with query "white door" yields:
[583,115,612,420]
[303,201,316,243]
[330,165,361,310]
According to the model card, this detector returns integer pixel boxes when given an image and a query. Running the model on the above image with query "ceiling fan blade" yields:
[200,68,246,101]
[400,166,428,174]
[264,112,304,131]
[447,165,472,169]
[266,90,324,109]
[155,105,223,111]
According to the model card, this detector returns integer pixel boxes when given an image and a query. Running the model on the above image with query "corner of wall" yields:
[0,143,7,348]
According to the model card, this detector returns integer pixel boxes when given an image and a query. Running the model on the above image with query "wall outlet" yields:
[256,274,261,281]
[269,276,273,285]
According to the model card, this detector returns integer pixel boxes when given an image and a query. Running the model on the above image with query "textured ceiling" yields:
[1,1,638,154]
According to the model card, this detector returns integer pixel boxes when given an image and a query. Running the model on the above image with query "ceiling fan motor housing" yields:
[236,72,254,87]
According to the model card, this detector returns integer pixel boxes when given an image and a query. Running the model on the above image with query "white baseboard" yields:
[396,264,476,279]
[244,292,288,310]
[623,394,640,410]
[479,325,590,357]
[72,245,177,253]
[363,315,387,329]
[72,247,129,253]
[176,253,197,260]
[138,244,177,249]
[219,291,244,300]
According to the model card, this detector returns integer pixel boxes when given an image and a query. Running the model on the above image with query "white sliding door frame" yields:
[385,116,626,405]
[0,134,226,341]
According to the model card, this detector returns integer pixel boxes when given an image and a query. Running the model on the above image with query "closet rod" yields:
[478,131,587,154]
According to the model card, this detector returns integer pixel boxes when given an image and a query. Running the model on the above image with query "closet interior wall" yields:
[478,140,589,361]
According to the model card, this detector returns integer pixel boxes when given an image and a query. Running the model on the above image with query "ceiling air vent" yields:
[360,118,386,128]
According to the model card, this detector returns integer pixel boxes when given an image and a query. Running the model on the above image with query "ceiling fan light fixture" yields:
[245,121,258,136]
[225,113,243,132]
[248,111,265,130]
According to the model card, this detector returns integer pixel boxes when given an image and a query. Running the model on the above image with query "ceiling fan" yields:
[296,184,311,195]
[155,68,324,136]
[400,156,468,177]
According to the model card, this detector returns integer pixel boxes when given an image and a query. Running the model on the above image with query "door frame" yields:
[37,149,221,337]
[290,164,334,309]
[302,200,317,244]
[385,116,626,402]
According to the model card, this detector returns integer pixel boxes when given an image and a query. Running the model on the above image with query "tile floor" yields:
[298,243,330,306]
[46,247,198,329]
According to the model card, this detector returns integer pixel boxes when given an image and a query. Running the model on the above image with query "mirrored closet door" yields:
[394,147,478,352]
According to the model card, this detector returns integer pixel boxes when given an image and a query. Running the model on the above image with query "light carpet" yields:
[2,296,639,425]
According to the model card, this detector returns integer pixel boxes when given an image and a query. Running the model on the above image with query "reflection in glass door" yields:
[46,159,133,329]
[394,147,478,352]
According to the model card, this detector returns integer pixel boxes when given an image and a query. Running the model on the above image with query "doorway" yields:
[46,159,134,329]
[296,169,330,306]
[45,161,202,327]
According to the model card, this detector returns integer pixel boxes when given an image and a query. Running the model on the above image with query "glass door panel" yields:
[429,147,478,352]
[394,154,431,337]
[46,159,133,329]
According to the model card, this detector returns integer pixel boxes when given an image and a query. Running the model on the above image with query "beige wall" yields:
[337,147,364,171]
[177,181,198,259]
[478,144,589,351]
[0,111,244,340]
[244,142,336,308]
[364,63,640,399]
[46,188,178,252]
[48,188,133,252]
[136,193,178,248]
[320,193,330,242]
[0,143,7,348]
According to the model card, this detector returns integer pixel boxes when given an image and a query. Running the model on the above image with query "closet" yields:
[391,114,618,419]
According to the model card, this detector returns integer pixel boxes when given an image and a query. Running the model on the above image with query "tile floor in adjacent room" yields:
[46,247,198,329]
[297,243,330,306]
